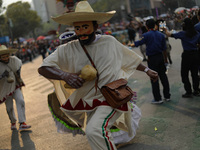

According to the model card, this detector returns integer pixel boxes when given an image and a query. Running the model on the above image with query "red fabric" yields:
[61,98,128,112]
[0,84,24,104]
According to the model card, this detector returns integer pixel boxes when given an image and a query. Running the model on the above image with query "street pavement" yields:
[0,37,200,150]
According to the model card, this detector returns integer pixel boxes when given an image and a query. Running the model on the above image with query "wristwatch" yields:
[144,67,149,73]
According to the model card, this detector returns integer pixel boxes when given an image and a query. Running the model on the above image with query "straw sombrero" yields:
[51,1,116,26]
[0,45,17,55]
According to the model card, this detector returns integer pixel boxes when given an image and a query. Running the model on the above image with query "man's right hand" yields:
[61,72,85,89]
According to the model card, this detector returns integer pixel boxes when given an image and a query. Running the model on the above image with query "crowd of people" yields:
[127,9,200,99]
[0,39,60,64]
[1,1,200,150]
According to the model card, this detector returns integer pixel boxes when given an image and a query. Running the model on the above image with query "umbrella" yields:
[44,35,54,40]
[36,36,45,41]
[19,37,26,42]
[26,38,35,42]
[143,16,154,21]
[174,7,185,13]
[160,14,168,18]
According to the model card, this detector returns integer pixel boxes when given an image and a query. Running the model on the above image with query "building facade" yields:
[128,0,163,17]
[32,0,68,22]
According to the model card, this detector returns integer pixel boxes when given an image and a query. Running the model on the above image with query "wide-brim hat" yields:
[0,45,18,55]
[51,1,116,26]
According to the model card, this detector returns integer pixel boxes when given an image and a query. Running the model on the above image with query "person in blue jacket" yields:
[194,10,200,82]
[130,18,171,104]
[165,17,200,97]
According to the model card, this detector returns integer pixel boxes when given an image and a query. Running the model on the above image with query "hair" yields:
[146,19,155,29]
[198,9,200,17]
[182,18,197,38]
[155,19,164,30]
[155,19,164,26]
[192,15,199,25]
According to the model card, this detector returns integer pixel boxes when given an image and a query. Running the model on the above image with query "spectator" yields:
[127,21,136,44]
[130,19,171,104]
[165,18,200,97]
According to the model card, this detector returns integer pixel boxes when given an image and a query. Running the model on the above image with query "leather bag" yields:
[101,78,134,108]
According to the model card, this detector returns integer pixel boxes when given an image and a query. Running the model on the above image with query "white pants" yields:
[63,106,122,150]
[5,88,26,123]
[86,106,122,150]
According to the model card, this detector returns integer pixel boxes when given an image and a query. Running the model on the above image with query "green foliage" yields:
[4,1,41,38]
[162,0,196,11]
[0,0,2,7]
[0,0,6,14]
[36,20,59,36]
[91,0,127,22]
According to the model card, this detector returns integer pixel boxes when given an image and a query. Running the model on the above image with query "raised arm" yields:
[163,28,172,37]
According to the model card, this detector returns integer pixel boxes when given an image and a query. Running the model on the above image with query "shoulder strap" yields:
[80,44,100,93]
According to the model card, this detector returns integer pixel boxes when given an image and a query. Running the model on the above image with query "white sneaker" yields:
[19,122,31,131]
[151,100,163,104]
[11,123,17,130]
[164,98,171,102]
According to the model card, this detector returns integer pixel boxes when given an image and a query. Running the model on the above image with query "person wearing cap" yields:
[38,1,158,149]
[0,45,31,130]
[130,18,171,104]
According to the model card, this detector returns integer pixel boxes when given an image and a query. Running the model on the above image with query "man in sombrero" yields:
[0,45,31,130]
[38,1,158,149]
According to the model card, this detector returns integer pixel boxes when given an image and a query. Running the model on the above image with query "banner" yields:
[0,36,9,44]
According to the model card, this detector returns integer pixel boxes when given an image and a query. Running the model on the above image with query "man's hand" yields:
[128,43,135,47]
[38,66,85,89]
[61,72,85,89]
[146,69,158,82]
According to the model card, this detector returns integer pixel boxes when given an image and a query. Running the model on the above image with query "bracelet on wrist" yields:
[144,67,149,73]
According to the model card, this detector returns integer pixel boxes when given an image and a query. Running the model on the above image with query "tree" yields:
[0,0,6,37]
[162,0,196,11]
[0,0,6,13]
[91,0,127,23]
[5,1,41,39]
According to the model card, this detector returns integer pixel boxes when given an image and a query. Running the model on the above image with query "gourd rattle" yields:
[64,65,97,88]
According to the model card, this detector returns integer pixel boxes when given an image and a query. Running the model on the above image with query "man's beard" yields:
[78,32,95,45]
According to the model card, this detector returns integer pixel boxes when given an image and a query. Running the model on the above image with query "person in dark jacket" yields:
[38,41,47,59]
[130,19,171,104]
[165,18,200,97]
[127,22,136,43]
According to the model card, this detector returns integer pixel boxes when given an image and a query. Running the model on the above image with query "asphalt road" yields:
[0,37,200,150]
